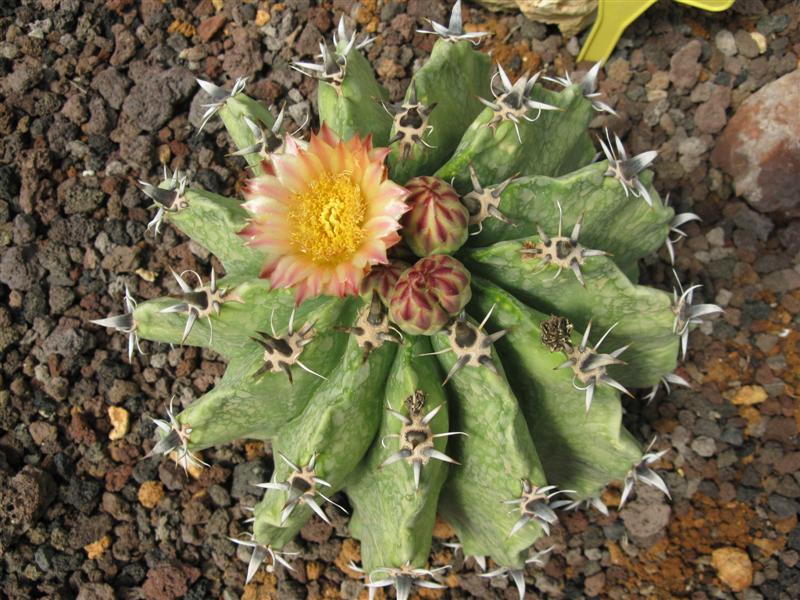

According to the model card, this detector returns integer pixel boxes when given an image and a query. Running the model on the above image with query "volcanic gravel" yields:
[1,0,799,599]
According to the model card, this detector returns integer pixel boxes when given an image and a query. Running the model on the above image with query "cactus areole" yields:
[90,3,721,597]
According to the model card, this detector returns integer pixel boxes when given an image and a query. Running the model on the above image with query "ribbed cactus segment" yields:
[166,188,263,279]
[317,50,393,146]
[466,162,674,278]
[132,279,292,357]
[169,298,352,449]
[461,238,678,388]
[252,309,396,547]
[469,278,642,497]
[436,84,595,192]
[386,40,492,183]
[347,337,450,572]
[218,92,276,171]
[431,322,548,569]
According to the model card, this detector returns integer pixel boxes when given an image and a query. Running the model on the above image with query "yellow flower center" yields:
[288,172,367,265]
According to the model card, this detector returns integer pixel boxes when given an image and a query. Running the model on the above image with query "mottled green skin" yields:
[133,279,290,357]
[431,326,548,569]
[168,188,263,280]
[176,299,354,450]
[466,162,673,278]
[218,93,276,172]
[347,337,450,572]
[253,311,396,548]
[318,51,393,147]
[461,238,678,388]
[386,40,492,184]
[435,85,595,193]
[470,278,642,497]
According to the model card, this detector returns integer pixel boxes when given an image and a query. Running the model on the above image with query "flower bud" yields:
[360,260,411,305]
[401,176,469,257]
[388,255,472,335]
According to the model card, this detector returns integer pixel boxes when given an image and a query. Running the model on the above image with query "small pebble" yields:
[691,436,717,457]
[712,547,753,592]
[714,30,737,57]
[730,385,767,406]
[107,406,130,440]
[138,481,164,509]
[84,535,111,559]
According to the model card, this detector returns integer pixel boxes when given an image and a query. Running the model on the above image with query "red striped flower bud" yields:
[400,176,469,257]
[388,255,471,335]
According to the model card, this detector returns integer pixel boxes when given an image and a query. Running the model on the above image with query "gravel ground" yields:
[1,0,799,598]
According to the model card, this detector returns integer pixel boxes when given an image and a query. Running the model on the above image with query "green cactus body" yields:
[252,306,396,548]
[93,6,720,592]
[465,162,674,277]
[347,336,450,572]
[317,50,393,147]
[171,298,352,449]
[218,93,277,172]
[386,39,492,183]
[470,277,642,496]
[436,84,595,192]
[461,238,678,388]
[431,324,548,569]
[166,188,263,279]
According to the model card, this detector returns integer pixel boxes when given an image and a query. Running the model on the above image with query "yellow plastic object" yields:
[578,0,735,63]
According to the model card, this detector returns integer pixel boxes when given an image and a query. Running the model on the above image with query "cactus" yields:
[89,3,722,597]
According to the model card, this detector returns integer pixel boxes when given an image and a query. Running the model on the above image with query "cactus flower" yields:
[401,176,469,257]
[239,124,408,304]
[388,255,471,335]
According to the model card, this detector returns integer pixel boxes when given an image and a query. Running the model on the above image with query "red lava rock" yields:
[29,421,58,447]
[309,7,332,31]
[694,84,731,134]
[584,571,606,597]
[249,79,283,106]
[561,508,589,534]
[222,25,262,79]
[67,410,97,446]
[669,39,702,90]
[775,452,800,475]
[142,562,200,600]
[197,14,226,43]
[105,464,134,491]
[711,70,800,214]
[110,23,138,67]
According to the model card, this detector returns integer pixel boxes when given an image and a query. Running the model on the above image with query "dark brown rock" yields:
[0,466,57,553]
[76,583,116,600]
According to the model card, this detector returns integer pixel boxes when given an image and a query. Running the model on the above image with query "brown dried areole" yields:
[380,390,465,489]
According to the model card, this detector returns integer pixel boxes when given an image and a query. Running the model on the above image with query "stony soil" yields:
[0,0,798,599]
